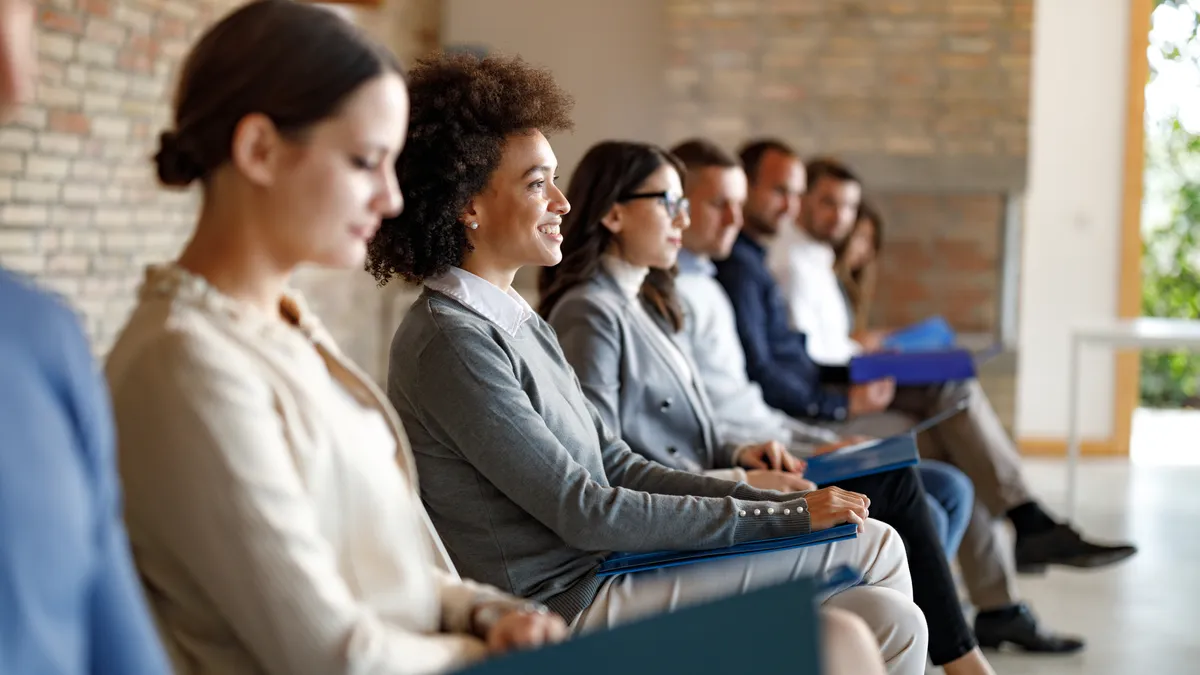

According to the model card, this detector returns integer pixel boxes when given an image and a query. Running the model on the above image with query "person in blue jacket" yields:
[0,0,170,671]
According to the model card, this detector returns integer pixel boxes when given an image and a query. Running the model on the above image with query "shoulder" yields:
[106,300,267,405]
[0,269,85,343]
[546,280,625,331]
[391,292,518,379]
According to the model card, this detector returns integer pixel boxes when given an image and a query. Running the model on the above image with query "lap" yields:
[572,519,907,634]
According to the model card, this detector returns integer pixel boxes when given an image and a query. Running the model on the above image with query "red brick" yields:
[937,53,992,70]
[48,110,90,135]
[128,34,159,58]
[156,16,187,40]
[40,9,85,35]
[80,0,111,17]
[116,50,153,73]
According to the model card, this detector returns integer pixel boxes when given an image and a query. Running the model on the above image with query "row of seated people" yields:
[1,1,1135,673]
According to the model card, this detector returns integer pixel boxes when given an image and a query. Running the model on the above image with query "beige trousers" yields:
[572,519,928,675]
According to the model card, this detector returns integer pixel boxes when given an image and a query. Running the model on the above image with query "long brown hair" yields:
[538,141,686,331]
[835,200,884,329]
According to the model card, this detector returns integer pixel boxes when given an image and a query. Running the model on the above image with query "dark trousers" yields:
[832,466,977,666]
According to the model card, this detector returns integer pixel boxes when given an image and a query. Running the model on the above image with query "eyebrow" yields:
[522,165,554,178]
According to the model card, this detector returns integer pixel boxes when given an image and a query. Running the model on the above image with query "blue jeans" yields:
[918,460,974,559]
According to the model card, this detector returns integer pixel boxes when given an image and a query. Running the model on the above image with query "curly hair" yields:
[366,52,574,285]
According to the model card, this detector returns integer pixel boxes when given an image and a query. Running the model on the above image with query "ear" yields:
[229,113,286,187]
[459,198,481,230]
[600,202,623,235]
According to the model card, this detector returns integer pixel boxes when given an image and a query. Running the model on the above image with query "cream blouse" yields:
[105,264,517,675]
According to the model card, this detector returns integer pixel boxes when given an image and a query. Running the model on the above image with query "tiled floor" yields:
[974,410,1200,674]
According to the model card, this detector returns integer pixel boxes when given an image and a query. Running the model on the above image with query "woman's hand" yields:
[736,440,805,473]
[482,606,569,654]
[804,486,871,533]
[744,469,816,493]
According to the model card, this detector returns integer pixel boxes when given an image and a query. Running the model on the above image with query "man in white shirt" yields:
[767,160,866,365]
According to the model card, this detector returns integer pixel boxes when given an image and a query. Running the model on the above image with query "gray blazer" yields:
[547,272,742,473]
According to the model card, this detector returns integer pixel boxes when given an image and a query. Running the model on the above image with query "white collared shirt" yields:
[424,267,534,337]
[767,224,861,365]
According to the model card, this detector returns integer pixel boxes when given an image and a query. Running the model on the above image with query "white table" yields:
[1066,318,1200,516]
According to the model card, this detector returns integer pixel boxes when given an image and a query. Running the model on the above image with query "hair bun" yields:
[154,130,204,187]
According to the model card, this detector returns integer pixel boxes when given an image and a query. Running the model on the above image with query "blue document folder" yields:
[596,523,860,577]
[849,348,977,385]
[804,435,920,484]
[804,397,970,485]
[456,576,822,675]
[883,316,957,352]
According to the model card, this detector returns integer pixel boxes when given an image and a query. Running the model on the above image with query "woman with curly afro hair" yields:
[373,53,922,674]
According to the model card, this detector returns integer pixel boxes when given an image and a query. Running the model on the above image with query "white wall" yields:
[1016,0,1133,439]
[442,0,666,180]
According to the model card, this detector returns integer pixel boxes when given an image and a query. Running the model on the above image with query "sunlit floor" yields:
[974,408,1200,674]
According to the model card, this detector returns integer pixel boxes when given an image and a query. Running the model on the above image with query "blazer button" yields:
[667,447,679,455]
[660,398,673,411]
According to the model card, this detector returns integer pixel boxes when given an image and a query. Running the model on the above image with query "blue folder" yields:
[456,576,822,675]
[597,523,859,577]
[804,397,971,485]
[883,316,957,352]
[804,435,920,484]
[849,348,977,385]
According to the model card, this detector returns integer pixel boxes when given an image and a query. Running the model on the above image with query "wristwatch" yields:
[471,600,550,637]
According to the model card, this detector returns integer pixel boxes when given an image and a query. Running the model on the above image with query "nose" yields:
[674,206,690,230]
[550,181,570,216]
[380,166,403,218]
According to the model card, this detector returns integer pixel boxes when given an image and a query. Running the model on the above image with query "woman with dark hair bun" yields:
[105,3,565,673]
[375,55,926,675]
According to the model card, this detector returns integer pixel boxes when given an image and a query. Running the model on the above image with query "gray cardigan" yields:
[387,289,812,622]
[546,271,742,474]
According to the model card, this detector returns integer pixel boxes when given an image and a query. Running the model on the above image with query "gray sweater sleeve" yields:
[409,325,812,553]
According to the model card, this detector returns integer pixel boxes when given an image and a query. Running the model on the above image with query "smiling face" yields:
[464,129,571,273]
[802,175,862,243]
[604,163,690,270]
[743,149,805,239]
[252,72,409,270]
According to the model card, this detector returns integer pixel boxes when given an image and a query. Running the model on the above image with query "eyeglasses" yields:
[617,191,690,220]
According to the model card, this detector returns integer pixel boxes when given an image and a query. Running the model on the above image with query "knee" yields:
[820,607,886,675]
[863,519,907,565]
[831,587,929,669]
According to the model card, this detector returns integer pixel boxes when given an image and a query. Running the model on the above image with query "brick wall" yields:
[869,192,1004,332]
[0,0,439,382]
[666,0,1033,334]
[665,0,1031,164]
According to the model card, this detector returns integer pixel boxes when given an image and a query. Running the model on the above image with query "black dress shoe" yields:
[975,604,1086,653]
[1015,524,1138,573]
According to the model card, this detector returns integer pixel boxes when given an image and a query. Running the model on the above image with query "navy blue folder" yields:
[804,435,921,484]
[804,397,971,485]
[596,523,859,577]
[456,576,822,675]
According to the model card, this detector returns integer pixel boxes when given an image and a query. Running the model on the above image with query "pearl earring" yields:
[468,222,479,230]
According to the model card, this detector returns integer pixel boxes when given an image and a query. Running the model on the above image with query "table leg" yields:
[1066,335,1082,519]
